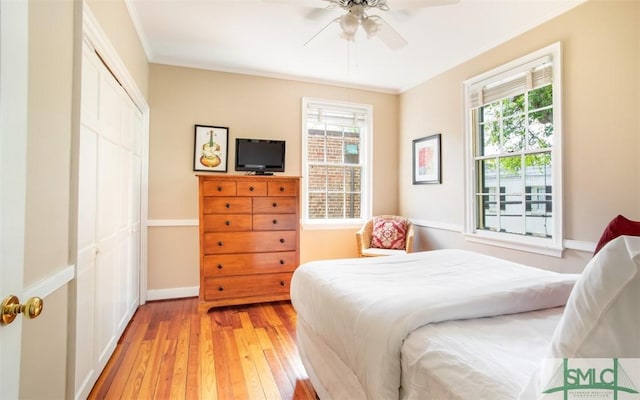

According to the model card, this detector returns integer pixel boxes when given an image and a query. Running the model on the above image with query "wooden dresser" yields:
[197,175,300,312]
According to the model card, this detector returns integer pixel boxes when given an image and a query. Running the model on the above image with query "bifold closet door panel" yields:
[74,42,143,399]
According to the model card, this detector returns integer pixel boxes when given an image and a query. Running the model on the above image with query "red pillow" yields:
[593,215,640,255]
[370,217,408,250]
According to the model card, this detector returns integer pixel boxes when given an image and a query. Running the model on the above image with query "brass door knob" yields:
[1,295,44,325]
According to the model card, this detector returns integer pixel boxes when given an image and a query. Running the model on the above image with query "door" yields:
[0,1,28,398]
[74,40,143,399]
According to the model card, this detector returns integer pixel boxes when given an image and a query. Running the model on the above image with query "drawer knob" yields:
[217,241,224,246]
[225,203,230,208]
[272,219,278,224]
[280,281,286,286]
[279,238,285,243]
[217,264,223,269]
[272,202,278,208]
[249,186,254,191]
[217,186,222,192]
[218,286,224,291]
[279,259,285,265]
[279,187,285,192]
[225,220,230,226]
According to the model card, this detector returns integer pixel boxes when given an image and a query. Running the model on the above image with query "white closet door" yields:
[75,44,101,396]
[75,41,142,399]
[128,109,142,313]
[115,91,141,332]
[95,71,120,368]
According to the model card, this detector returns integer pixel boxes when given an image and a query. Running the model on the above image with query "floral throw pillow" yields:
[370,217,407,250]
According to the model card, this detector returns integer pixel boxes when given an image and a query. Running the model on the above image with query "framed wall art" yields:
[194,125,229,172]
[412,133,441,184]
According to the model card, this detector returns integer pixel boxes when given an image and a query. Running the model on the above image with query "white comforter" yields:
[401,307,564,400]
[290,250,579,400]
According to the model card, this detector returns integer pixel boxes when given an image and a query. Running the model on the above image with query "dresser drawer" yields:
[252,214,298,231]
[253,197,296,214]
[203,231,297,254]
[202,251,297,277]
[268,181,297,196]
[203,197,251,214]
[202,214,252,232]
[202,180,236,196]
[237,181,267,196]
[203,272,292,301]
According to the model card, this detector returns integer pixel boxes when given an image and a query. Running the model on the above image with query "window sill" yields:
[301,220,363,231]
[463,230,564,257]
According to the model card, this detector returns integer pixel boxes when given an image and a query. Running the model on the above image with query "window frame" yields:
[462,43,564,257]
[301,97,373,229]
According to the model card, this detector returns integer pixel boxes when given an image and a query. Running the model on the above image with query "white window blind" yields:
[305,101,367,126]
[468,56,553,108]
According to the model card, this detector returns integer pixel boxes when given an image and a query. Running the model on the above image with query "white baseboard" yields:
[562,239,595,253]
[146,286,198,301]
[147,219,198,227]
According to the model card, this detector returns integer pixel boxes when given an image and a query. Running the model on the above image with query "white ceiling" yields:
[127,0,584,93]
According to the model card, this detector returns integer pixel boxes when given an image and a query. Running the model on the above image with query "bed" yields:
[290,236,640,400]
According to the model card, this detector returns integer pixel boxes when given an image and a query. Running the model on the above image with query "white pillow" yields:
[549,235,640,357]
[519,236,640,399]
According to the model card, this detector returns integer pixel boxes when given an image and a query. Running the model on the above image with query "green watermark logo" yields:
[541,358,640,399]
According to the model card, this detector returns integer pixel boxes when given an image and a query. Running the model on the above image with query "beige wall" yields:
[13,0,637,396]
[24,0,73,288]
[399,0,640,272]
[147,65,399,290]
[20,1,75,398]
[19,0,149,398]
[147,0,640,289]
[85,0,149,99]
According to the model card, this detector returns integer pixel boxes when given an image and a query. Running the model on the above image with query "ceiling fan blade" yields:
[370,15,407,50]
[386,0,459,11]
[261,0,325,4]
[305,4,338,21]
[261,0,342,19]
[304,17,341,46]
[261,0,342,6]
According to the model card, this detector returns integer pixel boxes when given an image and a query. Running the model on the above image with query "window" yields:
[463,43,563,256]
[526,185,552,214]
[302,98,372,227]
[483,186,505,213]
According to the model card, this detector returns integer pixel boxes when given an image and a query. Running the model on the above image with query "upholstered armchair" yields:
[356,215,414,257]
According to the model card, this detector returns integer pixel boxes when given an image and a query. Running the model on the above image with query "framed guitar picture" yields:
[194,125,229,172]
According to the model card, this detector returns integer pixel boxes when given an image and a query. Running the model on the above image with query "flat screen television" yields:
[235,138,286,175]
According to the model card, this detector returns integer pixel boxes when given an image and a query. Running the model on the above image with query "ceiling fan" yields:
[299,0,458,50]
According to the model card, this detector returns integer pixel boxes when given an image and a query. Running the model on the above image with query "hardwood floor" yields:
[88,298,317,400]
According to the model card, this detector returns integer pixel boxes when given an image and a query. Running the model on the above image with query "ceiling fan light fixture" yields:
[302,0,422,49]
[339,13,359,35]
[339,30,357,42]
[361,17,379,38]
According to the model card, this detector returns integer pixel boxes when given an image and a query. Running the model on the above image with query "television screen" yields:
[235,138,286,174]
